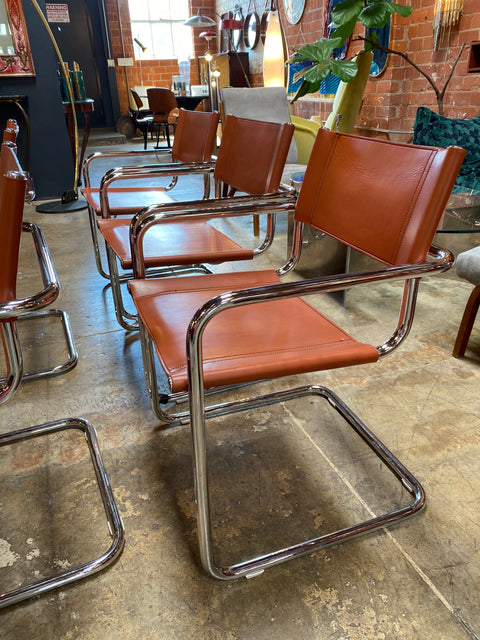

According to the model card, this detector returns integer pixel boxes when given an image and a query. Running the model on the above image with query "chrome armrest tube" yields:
[130,192,297,278]
[0,223,59,320]
[83,148,172,188]
[186,242,455,370]
[99,161,216,218]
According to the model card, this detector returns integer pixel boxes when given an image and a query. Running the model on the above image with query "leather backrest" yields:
[130,88,143,110]
[221,86,299,164]
[3,129,17,144]
[214,115,294,195]
[295,128,466,266]
[147,88,178,115]
[0,159,27,302]
[171,108,219,164]
[0,141,22,201]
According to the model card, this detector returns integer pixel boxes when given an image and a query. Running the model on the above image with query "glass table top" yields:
[439,192,480,233]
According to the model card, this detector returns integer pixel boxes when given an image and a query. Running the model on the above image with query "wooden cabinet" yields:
[198,52,250,91]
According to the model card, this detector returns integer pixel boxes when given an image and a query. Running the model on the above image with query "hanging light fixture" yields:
[184,10,216,28]
[433,0,465,50]
[185,9,251,91]
[263,9,286,87]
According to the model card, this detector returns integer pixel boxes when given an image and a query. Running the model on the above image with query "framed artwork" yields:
[0,0,35,76]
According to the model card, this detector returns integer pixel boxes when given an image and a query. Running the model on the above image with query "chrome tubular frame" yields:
[83,150,216,279]
[0,417,124,609]
[83,148,176,188]
[178,243,454,578]
[130,191,297,279]
[0,321,23,404]
[0,223,78,404]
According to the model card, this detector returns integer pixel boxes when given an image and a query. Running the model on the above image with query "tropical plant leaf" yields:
[389,2,412,17]
[330,0,364,26]
[359,3,391,28]
[329,59,359,81]
[291,79,322,102]
[330,18,358,44]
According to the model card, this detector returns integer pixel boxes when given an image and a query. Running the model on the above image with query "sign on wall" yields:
[46,3,70,23]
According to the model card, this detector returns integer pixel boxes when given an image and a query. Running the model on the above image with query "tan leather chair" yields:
[0,156,124,608]
[82,108,220,281]
[96,114,295,330]
[129,129,465,579]
[147,87,179,149]
[0,136,77,403]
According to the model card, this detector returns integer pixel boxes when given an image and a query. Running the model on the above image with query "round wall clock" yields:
[283,0,306,24]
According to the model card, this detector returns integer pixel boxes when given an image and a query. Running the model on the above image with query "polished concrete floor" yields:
[2,134,480,639]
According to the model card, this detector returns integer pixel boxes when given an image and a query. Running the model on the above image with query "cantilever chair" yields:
[147,87,179,149]
[0,167,124,608]
[0,140,77,404]
[97,115,295,330]
[129,128,465,579]
[82,108,220,281]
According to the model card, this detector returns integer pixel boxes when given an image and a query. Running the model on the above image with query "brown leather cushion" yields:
[98,218,254,270]
[129,271,379,393]
[82,186,174,216]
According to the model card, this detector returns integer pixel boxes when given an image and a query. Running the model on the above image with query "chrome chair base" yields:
[189,384,425,580]
[18,308,78,381]
[0,417,124,609]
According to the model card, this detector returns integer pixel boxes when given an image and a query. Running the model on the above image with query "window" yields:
[129,0,193,61]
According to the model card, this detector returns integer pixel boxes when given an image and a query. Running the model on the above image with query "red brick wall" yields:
[106,0,480,134]
[105,0,216,114]
[277,0,480,136]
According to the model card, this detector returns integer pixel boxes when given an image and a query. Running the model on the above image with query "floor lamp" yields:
[31,0,86,213]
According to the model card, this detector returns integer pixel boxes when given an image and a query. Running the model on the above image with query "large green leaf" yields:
[359,2,391,28]
[330,17,358,44]
[287,38,344,65]
[390,2,413,17]
[330,0,364,25]
[329,59,359,81]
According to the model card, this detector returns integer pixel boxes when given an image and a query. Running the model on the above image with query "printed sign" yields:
[46,3,70,23]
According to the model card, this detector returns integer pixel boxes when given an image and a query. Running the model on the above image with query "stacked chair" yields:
[0,124,124,608]
[82,108,220,281]
[0,129,77,401]
[85,112,296,330]
[128,128,465,579]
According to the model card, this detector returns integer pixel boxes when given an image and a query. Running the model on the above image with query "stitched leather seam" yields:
[391,150,436,264]
[167,339,366,374]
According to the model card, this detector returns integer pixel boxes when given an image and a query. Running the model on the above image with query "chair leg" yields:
[165,123,171,148]
[0,321,23,405]
[105,244,139,331]
[188,383,425,580]
[0,417,124,609]
[87,206,111,280]
[17,308,78,380]
[453,283,480,357]
[253,215,260,236]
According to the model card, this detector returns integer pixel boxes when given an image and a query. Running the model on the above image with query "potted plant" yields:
[287,0,464,116]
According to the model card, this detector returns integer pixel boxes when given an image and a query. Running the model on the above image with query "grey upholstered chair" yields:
[453,245,480,357]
